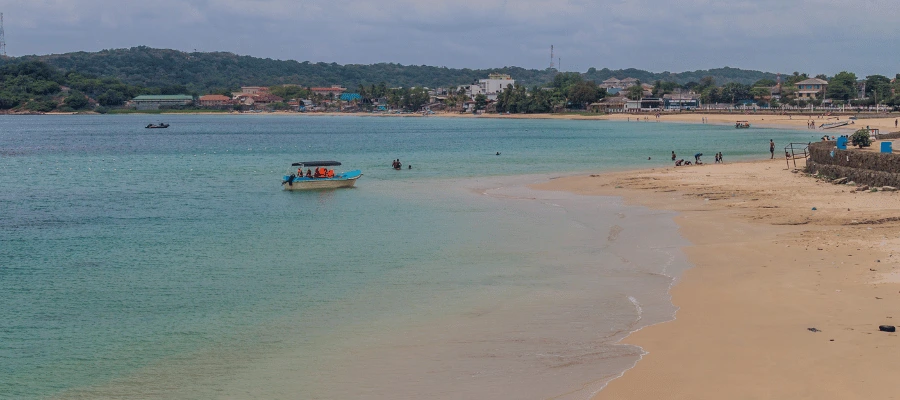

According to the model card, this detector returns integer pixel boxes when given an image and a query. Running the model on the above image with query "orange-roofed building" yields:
[198,94,232,107]
[310,85,347,97]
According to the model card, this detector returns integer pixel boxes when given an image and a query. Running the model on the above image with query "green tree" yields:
[784,72,809,86]
[752,78,777,87]
[63,91,90,109]
[826,71,857,102]
[851,128,871,148]
[652,80,680,97]
[567,80,601,109]
[25,99,57,112]
[720,83,751,103]
[864,75,891,103]
[474,94,487,112]
[750,87,770,104]
[551,72,583,91]
[625,85,643,100]
[697,76,716,92]
[402,87,430,111]
[97,89,126,106]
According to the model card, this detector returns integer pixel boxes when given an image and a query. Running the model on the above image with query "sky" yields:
[1,0,898,77]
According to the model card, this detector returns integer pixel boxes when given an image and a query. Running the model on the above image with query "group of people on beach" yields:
[671,151,723,166]
[298,167,335,179]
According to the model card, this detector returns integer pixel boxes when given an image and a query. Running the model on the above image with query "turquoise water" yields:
[0,115,818,399]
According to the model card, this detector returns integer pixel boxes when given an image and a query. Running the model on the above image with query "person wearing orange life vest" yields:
[326,169,335,178]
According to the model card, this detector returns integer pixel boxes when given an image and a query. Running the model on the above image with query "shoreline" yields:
[6,110,898,134]
[533,158,900,399]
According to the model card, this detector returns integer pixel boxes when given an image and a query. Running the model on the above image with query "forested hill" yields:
[6,46,778,92]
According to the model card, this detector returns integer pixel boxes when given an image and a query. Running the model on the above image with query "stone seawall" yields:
[806,141,900,187]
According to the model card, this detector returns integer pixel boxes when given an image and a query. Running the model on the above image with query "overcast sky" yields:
[1,0,898,77]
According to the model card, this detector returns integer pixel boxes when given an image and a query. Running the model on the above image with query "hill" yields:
[0,60,147,112]
[5,47,779,93]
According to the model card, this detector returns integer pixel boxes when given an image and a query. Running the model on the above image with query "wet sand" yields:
[534,158,900,399]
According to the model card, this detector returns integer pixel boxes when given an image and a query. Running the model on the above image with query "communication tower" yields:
[550,45,554,70]
[0,13,6,57]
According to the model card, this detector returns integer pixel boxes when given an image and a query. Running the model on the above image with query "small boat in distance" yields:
[146,123,169,129]
[282,161,362,190]
[735,121,750,129]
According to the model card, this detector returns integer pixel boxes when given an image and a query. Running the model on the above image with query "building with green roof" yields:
[131,95,194,110]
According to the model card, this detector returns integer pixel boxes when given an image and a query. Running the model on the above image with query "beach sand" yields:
[457,111,898,133]
[534,158,900,399]
[604,112,900,134]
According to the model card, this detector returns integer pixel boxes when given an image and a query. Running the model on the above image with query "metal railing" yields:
[785,143,811,169]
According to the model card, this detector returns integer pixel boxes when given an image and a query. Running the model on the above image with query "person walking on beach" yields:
[895,118,897,128]
[769,139,775,159]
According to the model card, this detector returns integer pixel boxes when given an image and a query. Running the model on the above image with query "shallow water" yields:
[0,115,818,398]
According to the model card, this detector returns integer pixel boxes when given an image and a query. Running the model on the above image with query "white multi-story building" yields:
[463,73,515,101]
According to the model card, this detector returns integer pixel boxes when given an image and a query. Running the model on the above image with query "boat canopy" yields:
[291,161,342,167]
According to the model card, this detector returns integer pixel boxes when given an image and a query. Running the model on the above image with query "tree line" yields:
[3,51,898,113]
[4,46,781,94]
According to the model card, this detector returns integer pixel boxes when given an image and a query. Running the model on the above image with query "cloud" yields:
[0,0,898,76]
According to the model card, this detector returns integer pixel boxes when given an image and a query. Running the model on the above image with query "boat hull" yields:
[282,170,362,190]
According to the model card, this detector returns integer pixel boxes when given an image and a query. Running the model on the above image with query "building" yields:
[663,92,701,110]
[310,85,347,97]
[624,97,662,112]
[769,84,782,100]
[588,96,628,113]
[238,86,269,95]
[131,95,194,110]
[599,77,640,94]
[478,73,515,99]
[252,94,283,105]
[198,94,232,107]
[599,78,622,89]
[796,78,828,100]
[463,73,515,101]
[620,78,640,87]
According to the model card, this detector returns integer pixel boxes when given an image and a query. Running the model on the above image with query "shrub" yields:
[851,128,871,148]
[25,99,57,112]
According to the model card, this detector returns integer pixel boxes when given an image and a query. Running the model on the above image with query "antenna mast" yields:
[0,13,6,57]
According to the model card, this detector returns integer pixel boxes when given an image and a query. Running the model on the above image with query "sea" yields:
[0,115,819,399]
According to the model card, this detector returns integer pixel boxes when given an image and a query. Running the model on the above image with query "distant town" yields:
[129,72,900,115]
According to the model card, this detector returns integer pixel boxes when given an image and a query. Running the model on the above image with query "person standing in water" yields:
[671,151,676,161]
[769,139,775,159]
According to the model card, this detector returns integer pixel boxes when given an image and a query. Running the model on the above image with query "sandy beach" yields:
[534,156,900,398]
